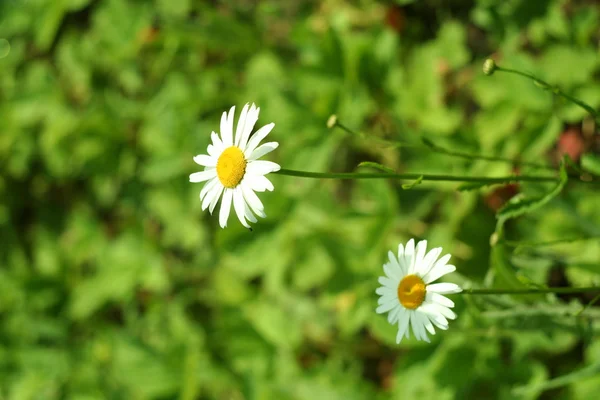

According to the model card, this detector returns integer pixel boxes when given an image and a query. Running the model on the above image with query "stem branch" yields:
[276,168,559,184]
[496,66,599,121]
[462,287,600,295]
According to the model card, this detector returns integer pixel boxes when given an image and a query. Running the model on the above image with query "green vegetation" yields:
[1,0,599,398]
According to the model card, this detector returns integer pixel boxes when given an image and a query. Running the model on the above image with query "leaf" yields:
[563,154,586,175]
[512,360,600,396]
[357,161,396,174]
[497,159,568,222]
[457,181,494,191]
[581,153,600,176]
[245,300,302,349]
[420,137,436,149]
[402,175,423,189]
[491,240,528,290]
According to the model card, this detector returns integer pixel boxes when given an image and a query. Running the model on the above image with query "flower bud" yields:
[326,114,338,129]
[483,58,496,76]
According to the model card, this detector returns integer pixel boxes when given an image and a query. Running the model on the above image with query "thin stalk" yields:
[335,121,553,170]
[496,66,600,121]
[504,236,600,248]
[461,287,600,295]
[421,138,552,170]
[276,168,559,184]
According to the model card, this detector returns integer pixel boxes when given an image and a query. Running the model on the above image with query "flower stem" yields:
[461,287,600,295]
[276,168,559,184]
[333,120,553,170]
[495,66,600,121]
[504,235,600,248]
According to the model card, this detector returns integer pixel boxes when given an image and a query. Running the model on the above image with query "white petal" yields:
[378,276,396,289]
[246,160,281,176]
[412,240,427,275]
[397,243,408,275]
[190,169,216,183]
[238,103,259,150]
[419,247,442,276]
[428,292,455,308]
[420,311,436,335]
[397,243,405,259]
[383,262,400,281]
[221,106,235,147]
[431,303,457,320]
[244,202,258,223]
[408,311,421,341]
[232,187,250,228]
[410,312,424,342]
[388,305,402,324]
[416,314,431,343]
[245,123,275,155]
[218,188,233,228]
[376,300,397,314]
[424,264,456,284]
[378,294,397,305]
[376,286,393,296]
[211,131,223,150]
[403,239,415,274]
[209,185,224,214]
[404,310,413,339]
[248,141,279,160]
[200,177,219,201]
[202,182,221,211]
[423,254,452,281]
[201,184,216,211]
[207,145,216,157]
[240,183,266,218]
[234,103,250,147]
[249,175,274,192]
[427,282,462,295]
[396,309,409,344]
[387,251,402,275]
[193,154,216,167]
[419,303,449,329]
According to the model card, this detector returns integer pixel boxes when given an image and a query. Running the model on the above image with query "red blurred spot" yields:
[557,127,585,162]
[385,5,405,33]
[485,183,520,212]
[139,26,160,44]
[378,358,395,390]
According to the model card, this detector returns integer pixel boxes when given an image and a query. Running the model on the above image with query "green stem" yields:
[504,235,600,248]
[276,168,559,184]
[335,121,553,170]
[496,66,599,121]
[421,138,552,170]
[462,287,600,295]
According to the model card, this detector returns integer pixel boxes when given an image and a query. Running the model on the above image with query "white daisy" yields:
[189,103,280,228]
[375,239,462,344]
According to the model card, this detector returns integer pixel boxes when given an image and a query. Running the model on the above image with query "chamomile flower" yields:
[189,103,280,228]
[375,239,462,344]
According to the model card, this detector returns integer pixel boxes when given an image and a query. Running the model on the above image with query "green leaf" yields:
[497,159,568,222]
[457,181,494,191]
[491,240,528,290]
[245,300,302,349]
[563,154,586,175]
[402,175,423,189]
[357,161,396,174]
[581,153,600,176]
[512,360,600,396]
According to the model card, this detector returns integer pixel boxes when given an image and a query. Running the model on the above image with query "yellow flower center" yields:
[397,274,426,310]
[216,146,247,188]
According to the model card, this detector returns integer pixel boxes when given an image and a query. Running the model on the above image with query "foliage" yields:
[1,0,599,398]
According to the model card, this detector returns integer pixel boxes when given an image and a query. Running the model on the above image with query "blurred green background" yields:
[1,0,600,398]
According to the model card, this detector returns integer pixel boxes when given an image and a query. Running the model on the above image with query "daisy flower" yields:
[190,103,280,228]
[375,239,462,344]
